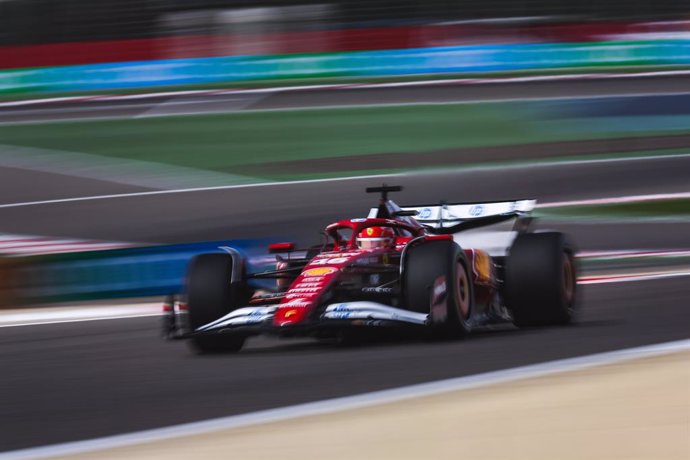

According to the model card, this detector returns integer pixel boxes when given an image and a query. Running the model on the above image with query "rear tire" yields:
[504,232,577,327]
[186,253,249,353]
[402,240,473,338]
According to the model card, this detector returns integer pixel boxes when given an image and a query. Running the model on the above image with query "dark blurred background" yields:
[1,0,688,69]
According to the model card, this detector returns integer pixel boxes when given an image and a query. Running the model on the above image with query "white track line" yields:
[5,90,690,126]
[3,69,690,108]
[0,97,100,108]
[0,303,161,328]
[0,339,687,460]
[537,191,690,208]
[131,91,690,121]
[0,172,405,209]
[0,153,688,210]
[579,249,690,259]
[578,270,690,284]
[1,97,249,118]
[0,232,133,256]
[1,266,688,329]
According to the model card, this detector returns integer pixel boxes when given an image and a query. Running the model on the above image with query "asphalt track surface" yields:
[0,78,689,453]
[2,278,688,452]
[0,153,687,250]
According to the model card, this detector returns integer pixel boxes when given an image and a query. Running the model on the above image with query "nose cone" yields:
[273,306,309,326]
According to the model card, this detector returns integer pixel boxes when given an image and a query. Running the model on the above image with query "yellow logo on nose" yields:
[367,228,374,236]
[304,267,336,276]
[285,309,297,318]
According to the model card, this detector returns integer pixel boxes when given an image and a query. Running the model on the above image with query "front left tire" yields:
[186,253,249,353]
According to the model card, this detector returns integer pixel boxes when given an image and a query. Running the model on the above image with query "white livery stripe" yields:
[323,302,429,325]
[197,306,278,331]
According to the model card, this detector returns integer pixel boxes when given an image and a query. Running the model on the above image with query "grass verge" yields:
[540,199,690,218]
[1,102,689,176]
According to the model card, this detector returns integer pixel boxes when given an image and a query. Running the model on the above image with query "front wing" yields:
[165,302,430,339]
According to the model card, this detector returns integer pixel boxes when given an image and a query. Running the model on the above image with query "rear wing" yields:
[369,199,536,234]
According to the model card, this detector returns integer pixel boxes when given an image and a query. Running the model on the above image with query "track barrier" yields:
[1,239,271,306]
[2,40,689,94]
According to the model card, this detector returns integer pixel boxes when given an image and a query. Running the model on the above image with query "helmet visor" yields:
[358,237,392,249]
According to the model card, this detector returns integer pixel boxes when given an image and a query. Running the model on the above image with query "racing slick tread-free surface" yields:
[186,253,248,353]
[504,232,577,327]
[402,240,473,337]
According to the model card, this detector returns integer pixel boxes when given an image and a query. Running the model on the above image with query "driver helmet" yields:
[357,226,395,250]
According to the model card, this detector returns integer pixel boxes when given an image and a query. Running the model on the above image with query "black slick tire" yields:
[504,232,577,327]
[403,240,473,338]
[186,253,249,353]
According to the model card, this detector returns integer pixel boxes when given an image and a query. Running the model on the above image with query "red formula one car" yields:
[163,185,577,352]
